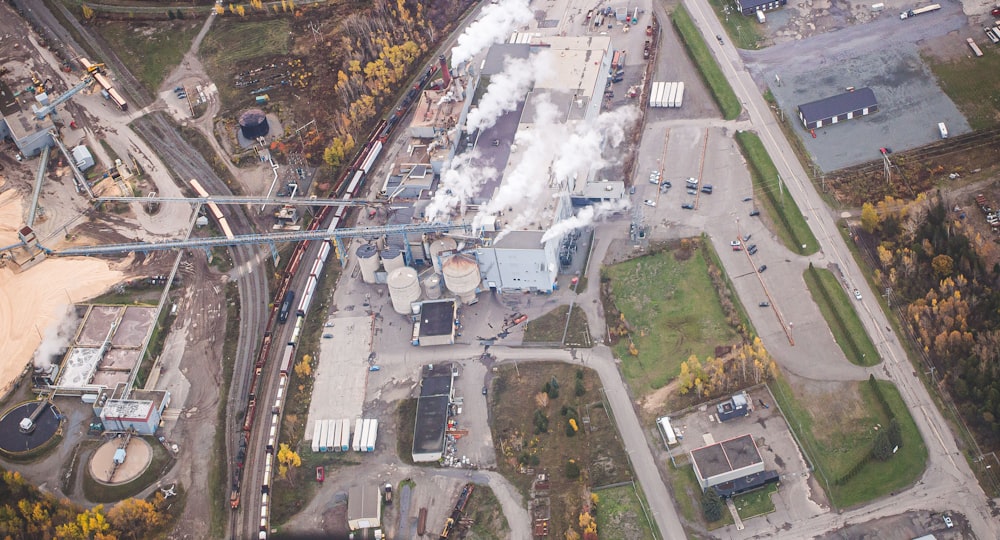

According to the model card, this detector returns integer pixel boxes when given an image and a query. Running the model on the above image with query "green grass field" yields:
[666,463,734,530]
[734,483,777,519]
[592,484,655,540]
[604,245,738,397]
[924,49,1000,130]
[199,19,292,109]
[98,20,202,91]
[706,0,766,49]
[522,305,591,347]
[769,375,927,509]
[803,265,880,366]
[670,5,741,120]
[735,130,819,255]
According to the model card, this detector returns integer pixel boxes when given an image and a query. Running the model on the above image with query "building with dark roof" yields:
[736,0,787,15]
[690,434,765,490]
[411,367,454,462]
[797,87,878,130]
[413,300,457,346]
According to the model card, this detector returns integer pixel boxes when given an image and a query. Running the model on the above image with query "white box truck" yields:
[318,420,329,452]
[360,419,372,452]
[311,421,322,453]
[649,82,661,108]
[367,419,378,452]
[331,420,342,452]
[938,122,948,138]
[352,418,364,451]
[341,419,351,451]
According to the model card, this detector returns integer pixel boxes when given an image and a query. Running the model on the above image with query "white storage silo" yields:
[356,243,380,284]
[422,274,442,300]
[442,254,481,304]
[380,246,405,273]
[427,237,458,274]
[387,267,421,315]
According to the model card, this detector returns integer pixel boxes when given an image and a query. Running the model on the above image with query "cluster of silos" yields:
[442,254,480,304]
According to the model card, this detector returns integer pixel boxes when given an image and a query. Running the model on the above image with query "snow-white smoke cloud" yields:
[425,152,498,222]
[451,0,534,67]
[465,51,551,131]
[32,305,78,370]
[540,199,631,244]
[551,105,639,186]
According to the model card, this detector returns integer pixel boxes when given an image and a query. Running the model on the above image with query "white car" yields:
[853,289,862,300]
[730,240,741,247]
[643,199,656,207]
[943,515,953,528]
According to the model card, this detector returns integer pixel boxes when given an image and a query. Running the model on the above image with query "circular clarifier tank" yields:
[0,401,61,455]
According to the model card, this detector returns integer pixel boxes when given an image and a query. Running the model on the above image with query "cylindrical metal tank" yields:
[380,247,405,273]
[427,238,458,274]
[422,274,442,300]
[442,254,480,304]
[356,243,380,284]
[239,109,270,139]
[387,267,421,315]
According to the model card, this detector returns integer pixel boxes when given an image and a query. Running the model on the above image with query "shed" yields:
[72,145,95,171]
[735,0,787,15]
[716,392,750,422]
[347,485,382,530]
[797,87,878,130]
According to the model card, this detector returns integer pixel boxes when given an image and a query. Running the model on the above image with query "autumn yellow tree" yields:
[107,499,162,540]
[931,254,954,277]
[81,5,95,19]
[277,443,302,483]
[860,202,879,233]
[294,354,312,378]
[56,505,112,540]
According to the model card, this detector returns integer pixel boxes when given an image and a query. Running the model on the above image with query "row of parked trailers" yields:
[310,418,379,452]
[648,81,685,108]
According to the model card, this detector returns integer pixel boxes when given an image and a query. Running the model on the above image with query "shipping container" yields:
[667,82,678,108]
[648,82,661,108]
[359,419,372,452]
[340,419,351,451]
[675,82,685,108]
[318,420,329,452]
[332,420,342,452]
[311,421,322,453]
[367,419,378,452]
[352,418,364,451]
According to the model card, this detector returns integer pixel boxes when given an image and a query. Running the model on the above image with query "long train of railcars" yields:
[189,178,235,240]
[232,59,442,538]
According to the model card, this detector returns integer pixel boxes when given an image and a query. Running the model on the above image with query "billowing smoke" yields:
[425,152,498,222]
[465,51,551,131]
[551,105,639,187]
[32,305,78,370]
[451,0,533,67]
[540,199,630,244]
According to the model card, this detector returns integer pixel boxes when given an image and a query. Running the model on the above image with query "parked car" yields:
[743,234,752,242]
[758,265,767,273]
[629,186,636,195]
[644,199,656,207]
[730,240,741,247]
[482,386,488,396]
[681,202,695,210]
[749,209,760,216]
[661,180,672,189]
[716,34,724,44]
[759,301,770,307]
[943,515,953,528]
[701,185,713,194]
[742,196,753,202]
[748,246,758,255]
[747,244,757,252]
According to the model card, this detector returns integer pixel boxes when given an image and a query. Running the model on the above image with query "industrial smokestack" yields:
[439,55,452,89]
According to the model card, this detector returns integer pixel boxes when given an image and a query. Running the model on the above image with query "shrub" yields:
[564,460,581,480]
[701,488,723,521]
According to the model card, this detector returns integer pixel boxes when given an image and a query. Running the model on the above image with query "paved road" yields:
[680,0,1000,536]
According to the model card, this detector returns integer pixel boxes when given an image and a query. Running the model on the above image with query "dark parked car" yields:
[759,301,770,307]
[681,202,695,210]
[749,209,760,216]
[758,265,767,273]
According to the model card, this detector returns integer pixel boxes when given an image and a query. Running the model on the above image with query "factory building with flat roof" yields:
[411,367,455,462]
[690,434,765,490]
[797,87,878,130]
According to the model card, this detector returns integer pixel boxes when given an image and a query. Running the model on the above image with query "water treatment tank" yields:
[380,247,405,273]
[356,243,380,284]
[387,267,421,315]
[422,274,442,300]
[427,238,458,274]
[442,254,480,304]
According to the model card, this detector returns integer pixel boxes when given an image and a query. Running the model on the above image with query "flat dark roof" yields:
[420,373,453,397]
[798,87,877,123]
[691,434,762,478]
[0,80,19,116]
[419,300,456,337]
[413,394,450,454]
[482,44,532,76]
[469,102,523,203]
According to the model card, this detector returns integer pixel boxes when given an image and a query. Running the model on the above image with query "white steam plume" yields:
[551,105,639,187]
[33,305,79,370]
[451,0,533,67]
[540,199,630,244]
[425,152,498,222]
[465,51,551,132]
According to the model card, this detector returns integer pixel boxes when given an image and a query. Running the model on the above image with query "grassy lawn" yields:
[768,374,927,509]
[707,0,766,49]
[463,485,511,540]
[604,245,738,397]
[733,483,777,519]
[802,265,880,366]
[491,362,633,538]
[923,49,1000,130]
[592,484,655,540]
[199,19,292,110]
[522,305,591,347]
[97,20,202,91]
[735,130,820,255]
[666,463,733,530]
[671,5,741,120]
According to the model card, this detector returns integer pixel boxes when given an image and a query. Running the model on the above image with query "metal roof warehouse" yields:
[797,87,877,130]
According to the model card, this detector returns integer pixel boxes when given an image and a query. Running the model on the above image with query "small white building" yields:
[72,145,95,171]
[347,485,382,530]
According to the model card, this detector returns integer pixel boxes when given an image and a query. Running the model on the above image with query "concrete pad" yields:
[305,315,372,441]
